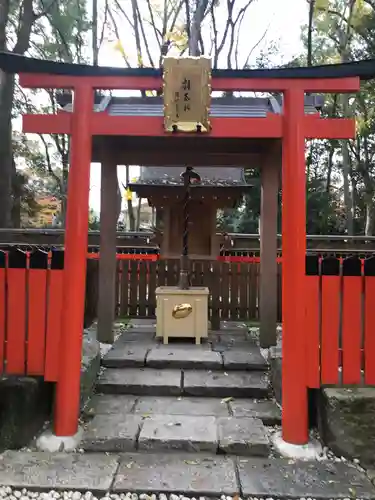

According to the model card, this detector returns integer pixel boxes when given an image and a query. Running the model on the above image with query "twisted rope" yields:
[178,166,201,289]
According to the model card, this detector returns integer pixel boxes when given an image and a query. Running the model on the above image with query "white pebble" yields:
[159,495,168,500]
[170,495,179,500]
[131,495,138,500]
[84,493,92,500]
[72,492,81,500]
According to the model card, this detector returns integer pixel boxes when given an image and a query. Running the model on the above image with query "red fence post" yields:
[54,84,93,437]
[6,249,27,375]
[305,256,320,389]
[341,257,362,385]
[45,250,65,382]
[281,87,308,445]
[27,250,48,375]
[364,257,375,384]
[321,257,341,385]
[0,251,5,372]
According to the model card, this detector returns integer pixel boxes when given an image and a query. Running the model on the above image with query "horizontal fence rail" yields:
[305,255,375,387]
[3,229,375,254]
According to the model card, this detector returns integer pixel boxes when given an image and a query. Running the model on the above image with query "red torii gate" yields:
[20,71,359,446]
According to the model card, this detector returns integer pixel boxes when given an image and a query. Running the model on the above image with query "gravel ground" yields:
[0,492,248,500]
[0,490,364,500]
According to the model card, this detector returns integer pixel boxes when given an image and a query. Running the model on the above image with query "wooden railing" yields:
[305,255,375,387]
[0,249,64,381]
[2,229,375,254]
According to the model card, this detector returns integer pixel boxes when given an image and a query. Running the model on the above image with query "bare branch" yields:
[98,0,109,53]
[38,134,62,190]
[243,24,270,68]
[107,6,131,67]
[146,0,162,49]
[136,2,155,67]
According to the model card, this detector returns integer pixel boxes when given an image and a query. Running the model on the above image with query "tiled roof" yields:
[62,95,321,116]
[136,166,247,186]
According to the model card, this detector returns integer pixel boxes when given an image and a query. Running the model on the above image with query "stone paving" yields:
[82,401,271,455]
[87,322,275,456]
[0,451,375,498]
[2,321,375,498]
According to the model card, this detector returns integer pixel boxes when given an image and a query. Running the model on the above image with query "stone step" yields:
[82,411,270,456]
[96,367,270,398]
[1,450,374,499]
[84,394,281,425]
[102,342,268,371]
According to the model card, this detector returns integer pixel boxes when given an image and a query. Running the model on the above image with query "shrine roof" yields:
[60,95,322,117]
[134,166,248,187]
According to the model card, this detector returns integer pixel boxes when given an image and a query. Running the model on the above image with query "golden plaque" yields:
[172,303,193,319]
[163,56,212,133]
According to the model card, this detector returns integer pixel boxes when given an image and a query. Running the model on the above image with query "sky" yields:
[89,0,308,213]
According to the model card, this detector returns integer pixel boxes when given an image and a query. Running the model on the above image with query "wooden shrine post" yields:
[97,155,118,344]
[55,84,93,436]
[259,151,279,348]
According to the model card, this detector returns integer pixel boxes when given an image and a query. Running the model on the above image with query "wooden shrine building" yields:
[54,94,324,347]
[129,165,252,260]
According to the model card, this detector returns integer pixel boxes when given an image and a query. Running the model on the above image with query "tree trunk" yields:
[0,72,15,228]
[125,165,135,231]
[92,0,98,65]
[365,195,375,236]
[116,177,122,227]
[189,0,209,55]
[60,149,69,226]
[11,158,20,228]
[0,0,36,228]
[136,197,141,230]
[307,0,315,66]
[341,95,354,235]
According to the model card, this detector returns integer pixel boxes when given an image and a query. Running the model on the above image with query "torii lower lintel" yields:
[23,113,356,140]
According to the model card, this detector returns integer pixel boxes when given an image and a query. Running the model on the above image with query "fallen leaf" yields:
[221,397,233,403]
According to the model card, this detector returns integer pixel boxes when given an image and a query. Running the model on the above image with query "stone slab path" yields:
[1,450,375,499]
[84,322,276,456]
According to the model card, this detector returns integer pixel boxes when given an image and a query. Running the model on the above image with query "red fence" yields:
[305,255,375,387]
[0,249,64,382]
